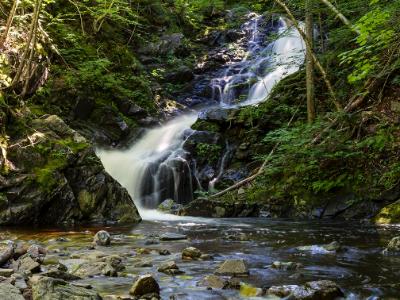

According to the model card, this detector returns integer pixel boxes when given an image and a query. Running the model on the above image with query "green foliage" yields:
[339,1,397,83]
[195,143,222,164]
[258,118,400,207]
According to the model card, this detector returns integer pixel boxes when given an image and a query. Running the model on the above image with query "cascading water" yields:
[211,16,305,107]
[97,114,197,210]
[97,14,306,217]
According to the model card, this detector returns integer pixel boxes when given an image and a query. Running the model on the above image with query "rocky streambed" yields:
[0,217,400,299]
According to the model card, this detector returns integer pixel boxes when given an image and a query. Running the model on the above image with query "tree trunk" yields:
[274,0,342,111]
[0,0,19,49]
[306,0,316,123]
[11,0,42,87]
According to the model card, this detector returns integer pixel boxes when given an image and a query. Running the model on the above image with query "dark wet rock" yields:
[271,261,303,271]
[384,236,400,253]
[31,275,101,300]
[266,280,344,300]
[114,98,147,118]
[165,66,194,84]
[182,247,202,260]
[0,115,141,226]
[158,249,171,256]
[93,231,111,246]
[198,275,226,289]
[215,259,249,276]
[0,282,24,300]
[129,274,160,297]
[158,199,183,214]
[179,198,259,218]
[159,233,187,241]
[157,261,184,276]
[0,242,14,267]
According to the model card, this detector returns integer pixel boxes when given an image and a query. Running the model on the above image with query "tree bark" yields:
[0,0,19,49]
[306,0,316,123]
[11,0,42,87]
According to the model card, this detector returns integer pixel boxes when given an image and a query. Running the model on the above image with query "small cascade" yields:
[211,15,305,107]
[97,14,306,214]
[97,114,197,210]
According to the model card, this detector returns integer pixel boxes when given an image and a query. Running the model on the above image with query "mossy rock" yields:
[374,200,400,224]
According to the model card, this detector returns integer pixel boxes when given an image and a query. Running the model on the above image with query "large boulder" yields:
[0,115,141,226]
[0,282,24,300]
[31,276,101,300]
[129,274,160,297]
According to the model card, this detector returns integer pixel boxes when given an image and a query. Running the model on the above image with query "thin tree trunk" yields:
[0,0,19,48]
[11,0,42,87]
[275,0,342,111]
[306,0,316,123]
[22,3,41,96]
[318,0,359,34]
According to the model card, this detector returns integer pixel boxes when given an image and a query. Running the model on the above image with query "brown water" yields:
[2,217,400,299]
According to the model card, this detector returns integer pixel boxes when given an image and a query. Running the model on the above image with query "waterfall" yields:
[97,114,197,210]
[97,14,305,216]
[211,16,305,107]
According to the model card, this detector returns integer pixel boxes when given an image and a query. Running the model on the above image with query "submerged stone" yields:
[159,233,187,241]
[198,275,226,289]
[271,261,303,271]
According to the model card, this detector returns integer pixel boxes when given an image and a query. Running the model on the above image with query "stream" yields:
[3,218,400,299]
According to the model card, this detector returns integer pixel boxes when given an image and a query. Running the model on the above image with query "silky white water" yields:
[97,114,197,211]
[97,14,306,220]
